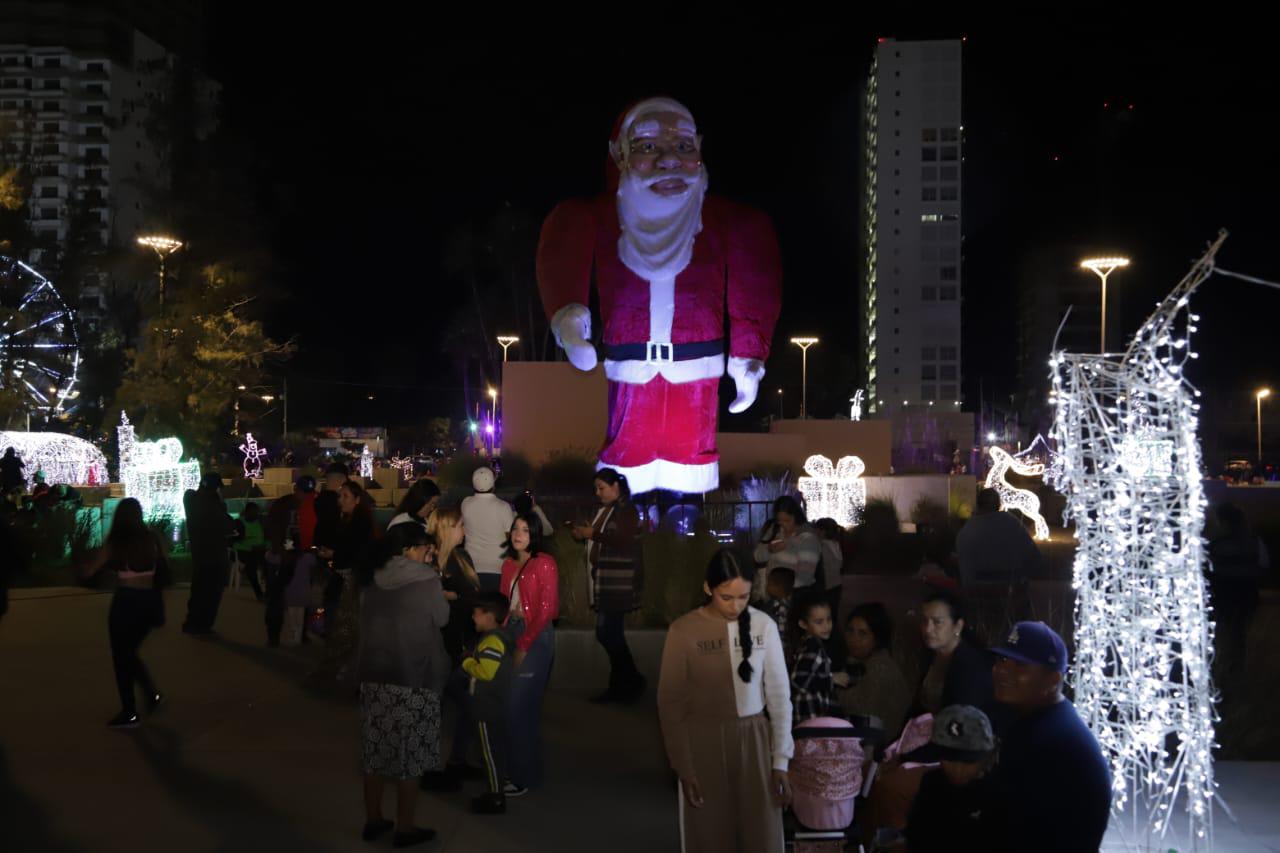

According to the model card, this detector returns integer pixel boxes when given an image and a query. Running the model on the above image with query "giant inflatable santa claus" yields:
[536,97,782,494]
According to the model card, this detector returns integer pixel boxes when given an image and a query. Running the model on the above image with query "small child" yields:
[790,595,844,724]
[900,705,997,851]
[463,589,514,814]
[763,567,796,661]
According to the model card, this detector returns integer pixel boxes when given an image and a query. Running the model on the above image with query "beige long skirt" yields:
[678,713,783,853]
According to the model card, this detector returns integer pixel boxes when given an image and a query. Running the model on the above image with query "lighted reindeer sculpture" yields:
[984,445,1050,541]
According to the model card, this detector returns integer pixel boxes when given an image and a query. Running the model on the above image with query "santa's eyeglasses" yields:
[627,138,699,157]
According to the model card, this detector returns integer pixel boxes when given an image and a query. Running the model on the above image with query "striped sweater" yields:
[587,501,643,613]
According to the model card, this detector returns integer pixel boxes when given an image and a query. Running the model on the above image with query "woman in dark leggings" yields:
[86,497,168,728]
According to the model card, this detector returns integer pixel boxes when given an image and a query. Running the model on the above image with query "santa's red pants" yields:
[599,375,719,494]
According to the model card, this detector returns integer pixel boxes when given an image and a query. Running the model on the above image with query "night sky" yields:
[204,20,1277,461]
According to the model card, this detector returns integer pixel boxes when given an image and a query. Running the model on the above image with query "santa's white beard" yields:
[616,168,708,281]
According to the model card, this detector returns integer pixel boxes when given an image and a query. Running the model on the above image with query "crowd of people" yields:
[656,493,1116,852]
[1,446,84,520]
[46,460,1271,851]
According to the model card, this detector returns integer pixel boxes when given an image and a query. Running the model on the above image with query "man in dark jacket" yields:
[986,621,1111,852]
[182,473,234,635]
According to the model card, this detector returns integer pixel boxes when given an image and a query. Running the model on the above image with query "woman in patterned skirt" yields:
[356,523,451,848]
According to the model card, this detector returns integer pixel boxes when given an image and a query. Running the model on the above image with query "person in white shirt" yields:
[752,496,823,596]
[657,549,793,853]
[460,467,515,591]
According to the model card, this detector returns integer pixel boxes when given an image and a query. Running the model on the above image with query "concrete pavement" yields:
[0,585,678,853]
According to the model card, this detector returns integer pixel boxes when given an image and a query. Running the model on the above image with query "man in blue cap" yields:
[987,621,1112,851]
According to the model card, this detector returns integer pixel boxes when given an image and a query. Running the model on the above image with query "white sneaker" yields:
[503,782,528,797]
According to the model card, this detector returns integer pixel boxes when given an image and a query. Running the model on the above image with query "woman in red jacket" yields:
[499,512,559,795]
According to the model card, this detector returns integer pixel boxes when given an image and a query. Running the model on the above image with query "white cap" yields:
[472,466,496,493]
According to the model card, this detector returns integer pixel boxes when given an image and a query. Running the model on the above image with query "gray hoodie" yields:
[357,556,451,691]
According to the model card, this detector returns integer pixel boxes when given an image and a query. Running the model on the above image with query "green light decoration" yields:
[117,411,201,522]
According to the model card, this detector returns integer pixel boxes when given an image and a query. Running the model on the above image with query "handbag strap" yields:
[504,557,533,626]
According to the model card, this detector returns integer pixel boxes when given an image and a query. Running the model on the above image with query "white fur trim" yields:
[616,97,696,144]
[599,457,719,495]
[726,356,766,385]
[649,275,675,343]
[604,354,724,385]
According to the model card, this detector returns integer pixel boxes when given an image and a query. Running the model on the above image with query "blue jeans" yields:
[507,621,554,788]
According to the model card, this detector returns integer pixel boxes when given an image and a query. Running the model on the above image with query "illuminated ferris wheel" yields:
[0,255,82,417]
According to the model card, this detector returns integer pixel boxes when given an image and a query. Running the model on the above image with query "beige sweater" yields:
[657,606,794,779]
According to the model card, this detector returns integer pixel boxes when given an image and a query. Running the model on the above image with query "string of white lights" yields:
[0,431,109,489]
[359,445,374,479]
[389,455,414,483]
[1048,232,1225,850]
[797,454,866,528]
[117,412,202,523]
[985,445,1050,540]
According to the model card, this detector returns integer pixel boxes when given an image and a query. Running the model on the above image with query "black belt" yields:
[603,339,724,363]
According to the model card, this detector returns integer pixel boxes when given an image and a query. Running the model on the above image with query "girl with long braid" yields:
[657,549,793,853]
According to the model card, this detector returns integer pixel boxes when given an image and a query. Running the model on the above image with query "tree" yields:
[112,263,293,457]
[441,203,554,420]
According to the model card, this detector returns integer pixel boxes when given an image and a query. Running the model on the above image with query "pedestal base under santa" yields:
[537,97,782,495]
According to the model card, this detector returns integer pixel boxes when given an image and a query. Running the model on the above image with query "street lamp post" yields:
[488,387,498,426]
[1079,256,1130,353]
[1257,388,1271,465]
[790,337,819,419]
[234,384,247,436]
[136,235,184,310]
[777,388,784,420]
[137,235,184,375]
[497,335,520,362]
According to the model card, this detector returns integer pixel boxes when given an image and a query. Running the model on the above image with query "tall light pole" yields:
[488,386,498,425]
[777,388,784,420]
[136,234,184,310]
[1080,256,1130,353]
[790,337,819,419]
[497,335,520,362]
[137,235,183,375]
[1257,388,1271,465]
[234,384,247,436]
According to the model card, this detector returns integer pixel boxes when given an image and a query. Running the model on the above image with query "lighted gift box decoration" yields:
[0,431,109,489]
[797,454,866,528]
[117,412,201,521]
[984,445,1051,541]
[389,455,414,484]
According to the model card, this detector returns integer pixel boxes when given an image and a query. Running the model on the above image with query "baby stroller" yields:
[787,716,880,852]
[863,713,937,852]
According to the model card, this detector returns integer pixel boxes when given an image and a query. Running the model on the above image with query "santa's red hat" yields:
[605,96,697,190]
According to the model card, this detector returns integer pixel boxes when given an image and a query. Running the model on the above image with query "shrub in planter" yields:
[435,455,493,492]
[641,527,723,627]
[848,498,920,574]
[532,449,598,496]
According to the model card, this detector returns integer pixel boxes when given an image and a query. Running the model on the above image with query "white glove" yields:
[727,356,765,414]
[550,303,597,372]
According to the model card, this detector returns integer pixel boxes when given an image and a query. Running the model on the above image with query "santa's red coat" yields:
[538,194,781,359]
[536,193,782,493]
